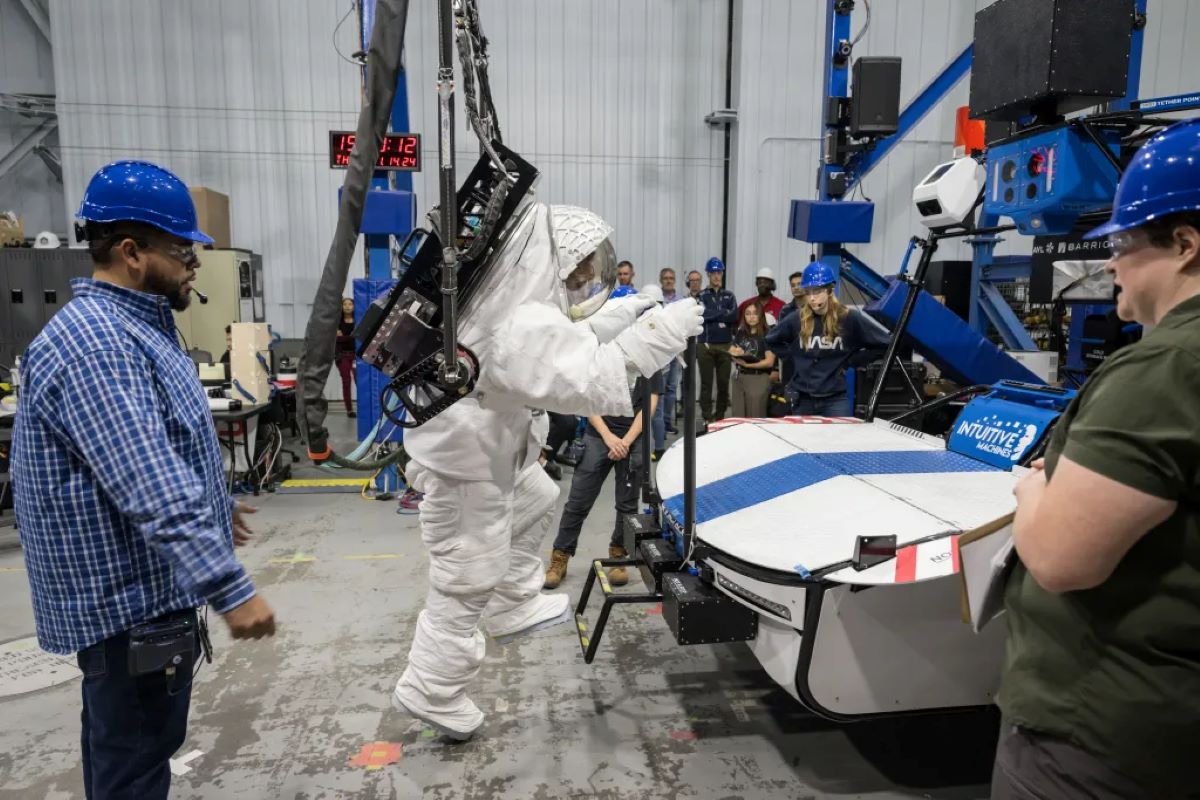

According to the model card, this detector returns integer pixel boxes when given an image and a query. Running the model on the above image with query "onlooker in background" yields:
[616,260,635,287]
[10,161,275,800]
[686,270,702,298]
[778,269,807,321]
[697,257,738,423]
[766,261,889,417]
[992,119,1200,800]
[641,284,669,459]
[739,268,786,326]
[544,373,663,589]
[659,267,678,303]
[658,268,681,433]
[774,269,808,388]
[220,324,232,364]
[335,297,357,418]
[728,302,776,418]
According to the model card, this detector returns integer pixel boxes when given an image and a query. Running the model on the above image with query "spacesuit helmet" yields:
[550,205,618,321]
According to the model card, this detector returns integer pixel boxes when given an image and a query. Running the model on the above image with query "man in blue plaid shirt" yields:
[11,161,276,800]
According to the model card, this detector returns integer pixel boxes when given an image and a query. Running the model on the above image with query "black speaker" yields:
[969,0,1134,122]
[924,260,973,322]
[850,57,901,137]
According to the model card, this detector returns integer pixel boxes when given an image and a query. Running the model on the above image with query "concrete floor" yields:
[0,414,998,799]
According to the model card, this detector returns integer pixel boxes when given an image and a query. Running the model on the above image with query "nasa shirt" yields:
[764,308,890,397]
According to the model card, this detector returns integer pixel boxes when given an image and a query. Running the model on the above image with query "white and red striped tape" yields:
[826,533,963,586]
[708,416,861,432]
[892,535,961,582]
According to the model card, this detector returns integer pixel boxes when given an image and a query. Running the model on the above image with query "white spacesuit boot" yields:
[392,591,489,740]
[391,462,512,740]
[481,459,571,641]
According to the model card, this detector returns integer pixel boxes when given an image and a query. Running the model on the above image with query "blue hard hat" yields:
[800,261,836,289]
[77,160,214,244]
[1085,117,1200,240]
[610,284,637,299]
[705,256,725,273]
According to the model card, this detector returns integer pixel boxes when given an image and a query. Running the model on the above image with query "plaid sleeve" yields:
[41,350,254,613]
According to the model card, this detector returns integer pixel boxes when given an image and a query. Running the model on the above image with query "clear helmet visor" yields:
[559,237,618,320]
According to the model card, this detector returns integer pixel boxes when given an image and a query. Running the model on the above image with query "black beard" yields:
[143,269,190,311]
[166,290,191,312]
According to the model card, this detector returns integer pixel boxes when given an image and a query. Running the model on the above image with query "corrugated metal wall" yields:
[405,0,729,286]
[48,0,727,334]
[726,0,1200,301]
[0,0,63,239]
[40,0,1200,329]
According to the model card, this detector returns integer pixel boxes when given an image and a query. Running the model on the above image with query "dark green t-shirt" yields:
[997,294,1200,797]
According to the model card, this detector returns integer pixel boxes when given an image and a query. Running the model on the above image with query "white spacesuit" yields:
[393,202,703,739]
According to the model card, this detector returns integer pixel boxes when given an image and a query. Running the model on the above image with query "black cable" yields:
[333,1,363,66]
[849,0,872,49]
[887,384,993,427]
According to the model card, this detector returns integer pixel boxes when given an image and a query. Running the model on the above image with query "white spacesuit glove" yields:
[585,294,657,344]
[614,298,704,377]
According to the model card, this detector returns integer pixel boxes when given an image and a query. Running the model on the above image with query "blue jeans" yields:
[76,613,196,800]
[652,401,665,452]
[662,360,681,430]
[791,393,851,417]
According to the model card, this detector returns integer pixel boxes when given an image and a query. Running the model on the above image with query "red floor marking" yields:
[349,741,402,770]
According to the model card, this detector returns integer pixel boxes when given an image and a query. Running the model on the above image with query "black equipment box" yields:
[853,360,926,417]
[0,248,93,369]
[663,572,758,646]
[850,57,902,138]
[969,0,1134,122]
[638,538,683,594]
[924,260,973,321]
[622,513,660,558]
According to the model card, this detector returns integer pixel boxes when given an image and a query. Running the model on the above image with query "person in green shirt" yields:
[993,118,1200,799]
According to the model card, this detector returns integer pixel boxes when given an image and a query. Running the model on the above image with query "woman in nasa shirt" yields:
[764,262,891,417]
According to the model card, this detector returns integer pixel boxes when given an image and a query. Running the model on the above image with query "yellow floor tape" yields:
[280,478,371,488]
[277,477,374,494]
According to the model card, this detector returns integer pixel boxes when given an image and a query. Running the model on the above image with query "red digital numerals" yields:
[330,132,419,170]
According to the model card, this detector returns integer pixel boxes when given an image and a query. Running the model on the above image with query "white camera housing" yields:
[913,157,986,230]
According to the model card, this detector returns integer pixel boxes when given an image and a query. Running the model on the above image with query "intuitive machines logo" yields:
[954,414,1039,463]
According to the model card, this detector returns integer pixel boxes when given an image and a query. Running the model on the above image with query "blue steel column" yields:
[967,211,1001,334]
[360,0,413,281]
[816,0,853,289]
[355,0,413,445]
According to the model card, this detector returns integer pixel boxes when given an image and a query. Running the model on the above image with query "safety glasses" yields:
[128,237,200,270]
[1106,230,1153,260]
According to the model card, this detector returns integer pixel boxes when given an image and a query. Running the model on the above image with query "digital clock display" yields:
[328,131,421,171]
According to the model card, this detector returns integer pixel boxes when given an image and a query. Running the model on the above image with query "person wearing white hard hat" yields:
[738,267,785,327]
[393,203,703,741]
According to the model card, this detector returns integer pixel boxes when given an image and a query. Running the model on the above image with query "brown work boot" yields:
[544,549,570,589]
[607,545,630,586]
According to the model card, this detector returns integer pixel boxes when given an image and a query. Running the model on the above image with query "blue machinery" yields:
[789,0,1166,394]
[353,0,416,443]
